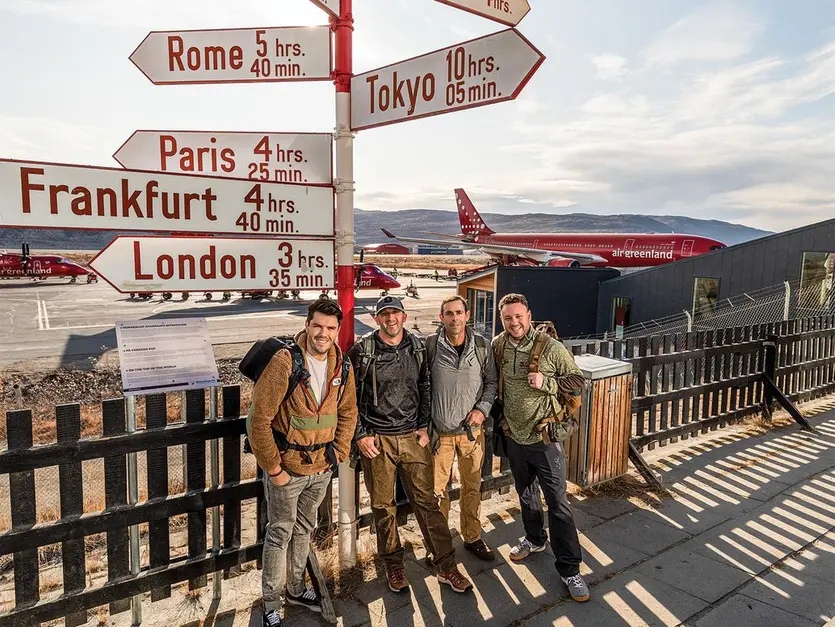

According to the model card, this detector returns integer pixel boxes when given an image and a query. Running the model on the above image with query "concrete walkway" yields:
[112,399,835,627]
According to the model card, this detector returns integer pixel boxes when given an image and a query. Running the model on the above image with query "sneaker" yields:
[437,568,473,593]
[286,587,321,613]
[509,537,546,562]
[386,565,410,593]
[560,574,590,603]
[464,539,496,562]
[262,609,282,627]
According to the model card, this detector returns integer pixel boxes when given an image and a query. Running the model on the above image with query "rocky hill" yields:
[0,209,772,251]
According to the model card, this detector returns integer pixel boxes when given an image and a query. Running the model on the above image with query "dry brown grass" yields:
[572,473,673,510]
[316,530,384,601]
[360,253,490,271]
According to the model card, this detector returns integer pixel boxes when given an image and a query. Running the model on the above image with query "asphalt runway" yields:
[0,272,457,366]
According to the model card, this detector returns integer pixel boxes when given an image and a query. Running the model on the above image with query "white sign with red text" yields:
[0,158,334,236]
[92,236,335,293]
[351,28,545,131]
[310,0,340,17]
[434,0,530,26]
[130,26,332,85]
[114,131,333,185]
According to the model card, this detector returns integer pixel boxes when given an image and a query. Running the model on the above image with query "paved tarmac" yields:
[0,272,455,366]
[86,398,835,627]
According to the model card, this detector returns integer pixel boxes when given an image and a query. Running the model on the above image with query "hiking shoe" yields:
[509,537,546,561]
[262,608,282,627]
[286,588,321,613]
[561,574,590,602]
[464,539,496,562]
[386,565,410,592]
[437,568,473,593]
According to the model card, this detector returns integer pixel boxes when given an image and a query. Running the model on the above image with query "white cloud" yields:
[591,54,628,81]
[642,4,765,69]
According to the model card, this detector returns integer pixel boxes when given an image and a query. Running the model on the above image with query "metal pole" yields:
[783,280,791,321]
[332,0,358,567]
[126,395,142,626]
[684,310,693,332]
[208,387,222,599]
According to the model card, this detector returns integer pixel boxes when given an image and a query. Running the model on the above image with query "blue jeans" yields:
[261,470,332,613]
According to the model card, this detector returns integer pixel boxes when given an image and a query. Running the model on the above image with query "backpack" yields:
[239,337,351,455]
[354,330,425,407]
[493,323,582,443]
[425,329,489,373]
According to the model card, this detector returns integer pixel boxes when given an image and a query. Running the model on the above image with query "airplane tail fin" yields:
[454,188,495,236]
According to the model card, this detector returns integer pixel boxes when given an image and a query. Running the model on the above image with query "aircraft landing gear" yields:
[69,276,77,284]
[86,273,97,283]
[162,292,172,301]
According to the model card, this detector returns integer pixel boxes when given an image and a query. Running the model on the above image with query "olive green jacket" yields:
[493,327,584,445]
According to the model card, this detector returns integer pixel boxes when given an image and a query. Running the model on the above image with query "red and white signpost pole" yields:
[330,0,358,567]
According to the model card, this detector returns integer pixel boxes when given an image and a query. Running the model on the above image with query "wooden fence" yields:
[1,316,833,626]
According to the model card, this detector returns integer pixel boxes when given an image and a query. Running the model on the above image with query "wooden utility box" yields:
[564,355,633,488]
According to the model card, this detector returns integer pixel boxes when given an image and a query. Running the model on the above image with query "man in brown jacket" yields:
[249,299,358,627]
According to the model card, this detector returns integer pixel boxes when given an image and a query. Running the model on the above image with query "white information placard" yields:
[116,318,220,395]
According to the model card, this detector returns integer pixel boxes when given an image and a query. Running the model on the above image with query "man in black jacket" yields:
[349,296,472,595]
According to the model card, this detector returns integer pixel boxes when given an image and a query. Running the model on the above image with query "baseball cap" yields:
[375,295,405,315]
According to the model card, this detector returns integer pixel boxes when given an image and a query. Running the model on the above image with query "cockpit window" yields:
[710,245,724,251]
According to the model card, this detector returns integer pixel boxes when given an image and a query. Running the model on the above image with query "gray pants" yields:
[262,470,332,613]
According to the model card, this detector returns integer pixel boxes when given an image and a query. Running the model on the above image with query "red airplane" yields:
[0,244,97,283]
[382,188,727,268]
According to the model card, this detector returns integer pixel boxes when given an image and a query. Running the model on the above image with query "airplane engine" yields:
[546,257,580,268]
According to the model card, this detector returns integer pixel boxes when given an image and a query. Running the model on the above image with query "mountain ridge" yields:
[0,208,773,250]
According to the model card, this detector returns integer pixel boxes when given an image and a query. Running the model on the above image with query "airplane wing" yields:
[380,229,608,265]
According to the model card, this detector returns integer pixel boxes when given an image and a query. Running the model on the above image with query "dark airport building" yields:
[456,218,834,339]
[596,218,835,334]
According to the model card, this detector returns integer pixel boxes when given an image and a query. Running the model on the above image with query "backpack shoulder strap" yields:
[425,333,439,369]
[493,332,508,400]
[528,331,550,374]
[408,332,426,371]
[282,342,306,404]
[473,333,488,372]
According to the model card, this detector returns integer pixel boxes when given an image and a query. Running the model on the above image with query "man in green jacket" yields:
[493,293,589,603]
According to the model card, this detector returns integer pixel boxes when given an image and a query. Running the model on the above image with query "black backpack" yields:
[239,337,350,454]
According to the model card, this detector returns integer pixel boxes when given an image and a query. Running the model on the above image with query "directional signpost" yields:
[434,0,531,26]
[90,236,335,293]
[351,28,545,130]
[113,131,333,185]
[130,26,332,85]
[0,158,335,236]
[310,0,340,17]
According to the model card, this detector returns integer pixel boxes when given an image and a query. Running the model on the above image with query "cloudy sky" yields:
[1,0,834,232]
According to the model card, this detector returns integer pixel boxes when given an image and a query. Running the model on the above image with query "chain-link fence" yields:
[569,277,835,342]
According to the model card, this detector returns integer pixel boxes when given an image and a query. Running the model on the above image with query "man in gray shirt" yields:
[427,295,498,561]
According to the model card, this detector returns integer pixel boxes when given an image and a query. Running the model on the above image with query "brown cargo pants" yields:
[360,432,457,573]
[432,425,485,544]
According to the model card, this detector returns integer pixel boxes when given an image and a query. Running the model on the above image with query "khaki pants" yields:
[433,425,485,544]
[360,432,456,573]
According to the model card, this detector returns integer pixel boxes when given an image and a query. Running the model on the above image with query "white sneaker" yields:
[509,537,547,561]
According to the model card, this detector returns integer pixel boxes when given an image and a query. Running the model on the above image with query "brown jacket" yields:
[249,331,358,475]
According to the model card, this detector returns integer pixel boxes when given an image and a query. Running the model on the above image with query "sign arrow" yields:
[434,0,531,26]
[351,28,544,131]
[114,130,333,185]
[130,26,332,85]
[0,158,334,236]
[91,236,335,293]
[310,0,340,17]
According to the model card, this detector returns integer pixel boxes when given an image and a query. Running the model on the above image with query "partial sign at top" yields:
[434,0,530,26]
[310,0,340,17]
[351,28,544,131]
[130,26,332,85]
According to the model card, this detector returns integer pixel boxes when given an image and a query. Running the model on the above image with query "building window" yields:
[693,277,720,319]
[798,252,834,309]
[465,287,495,337]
